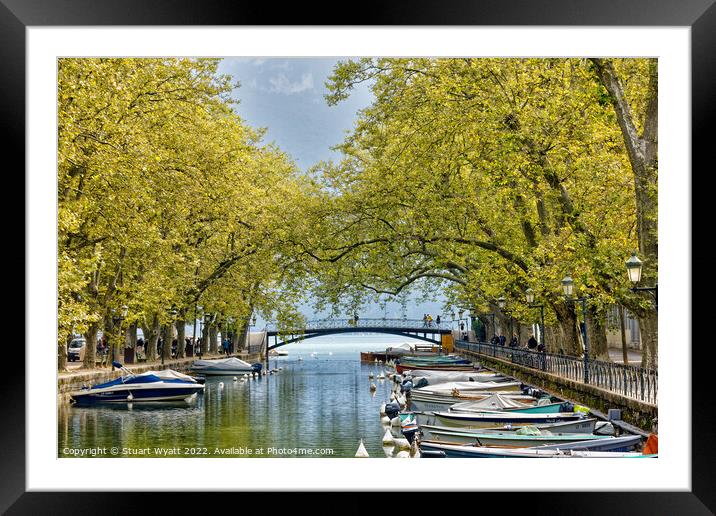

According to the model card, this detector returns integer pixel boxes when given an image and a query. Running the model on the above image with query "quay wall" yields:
[458,349,657,432]
[57,353,263,403]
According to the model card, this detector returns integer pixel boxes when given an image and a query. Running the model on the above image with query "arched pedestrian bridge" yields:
[265,318,453,349]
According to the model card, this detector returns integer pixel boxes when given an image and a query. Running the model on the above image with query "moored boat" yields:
[430,410,587,428]
[190,357,262,376]
[70,362,204,405]
[419,418,599,438]
[419,428,614,447]
[418,440,652,458]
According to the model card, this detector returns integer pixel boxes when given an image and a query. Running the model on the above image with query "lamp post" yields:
[192,304,201,357]
[561,275,590,384]
[526,288,545,349]
[626,252,658,309]
[203,312,213,357]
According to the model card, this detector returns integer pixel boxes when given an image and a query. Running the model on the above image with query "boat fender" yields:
[400,381,413,393]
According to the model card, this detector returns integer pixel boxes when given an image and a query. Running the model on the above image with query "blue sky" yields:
[216,58,445,322]
[217,57,373,170]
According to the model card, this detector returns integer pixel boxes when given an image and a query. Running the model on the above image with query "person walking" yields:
[509,335,518,348]
[527,334,538,350]
[436,315,441,326]
[499,334,506,346]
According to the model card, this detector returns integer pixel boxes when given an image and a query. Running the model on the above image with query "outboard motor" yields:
[400,379,413,393]
[413,378,428,389]
[251,363,263,374]
[384,401,401,420]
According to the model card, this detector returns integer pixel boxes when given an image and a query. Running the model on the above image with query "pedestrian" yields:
[427,314,433,327]
[527,334,538,350]
[423,314,428,327]
[499,334,506,346]
[537,341,546,353]
[436,315,441,326]
[509,335,518,348]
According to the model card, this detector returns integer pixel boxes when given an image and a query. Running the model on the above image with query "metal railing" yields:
[455,340,657,405]
[265,318,453,333]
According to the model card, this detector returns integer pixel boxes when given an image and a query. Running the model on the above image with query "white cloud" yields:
[268,73,314,95]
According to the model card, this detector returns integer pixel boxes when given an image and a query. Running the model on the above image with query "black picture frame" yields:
[5,1,708,513]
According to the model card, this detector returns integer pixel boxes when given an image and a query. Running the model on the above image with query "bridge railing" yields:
[455,340,657,405]
[265,318,453,333]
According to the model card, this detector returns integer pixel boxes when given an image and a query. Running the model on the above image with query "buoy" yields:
[379,402,386,416]
[381,415,391,425]
[382,429,394,445]
[395,450,410,458]
[369,372,374,379]
[219,382,224,388]
[394,436,410,450]
[355,439,370,458]
[126,393,134,401]
[233,376,238,381]
[370,382,377,391]
[328,352,332,355]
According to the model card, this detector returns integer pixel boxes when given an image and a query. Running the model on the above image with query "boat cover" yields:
[450,394,528,412]
[410,371,504,384]
[415,381,520,395]
[191,357,253,370]
[386,342,416,354]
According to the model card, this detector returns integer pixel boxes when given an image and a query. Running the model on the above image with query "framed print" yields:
[6,0,710,513]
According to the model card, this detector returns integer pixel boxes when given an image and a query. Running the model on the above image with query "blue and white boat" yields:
[70,362,204,405]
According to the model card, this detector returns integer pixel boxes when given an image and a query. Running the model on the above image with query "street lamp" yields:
[526,289,545,349]
[497,296,506,310]
[203,312,213,356]
[163,306,178,366]
[561,275,590,384]
[626,252,658,309]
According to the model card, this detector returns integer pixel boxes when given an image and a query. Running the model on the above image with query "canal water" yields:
[58,334,416,458]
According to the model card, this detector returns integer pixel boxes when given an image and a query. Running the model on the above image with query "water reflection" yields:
[59,336,412,458]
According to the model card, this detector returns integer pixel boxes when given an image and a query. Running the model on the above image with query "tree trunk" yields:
[553,303,580,355]
[209,324,218,354]
[127,322,137,350]
[176,318,186,359]
[161,324,172,362]
[639,311,658,369]
[83,320,99,369]
[58,334,69,371]
[619,305,629,365]
[142,313,160,361]
[586,305,609,360]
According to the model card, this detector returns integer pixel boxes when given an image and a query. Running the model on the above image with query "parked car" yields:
[68,338,86,362]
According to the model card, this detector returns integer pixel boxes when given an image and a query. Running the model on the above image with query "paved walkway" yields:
[608,347,643,365]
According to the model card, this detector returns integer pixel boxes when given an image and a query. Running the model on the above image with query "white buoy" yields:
[298,356,303,361]
[370,382,377,391]
[233,376,238,381]
[219,382,224,388]
[369,372,374,379]
[395,450,410,458]
[381,415,391,425]
[355,439,370,458]
[127,393,134,401]
[379,402,386,416]
[393,436,410,450]
[382,429,394,445]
